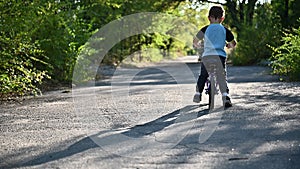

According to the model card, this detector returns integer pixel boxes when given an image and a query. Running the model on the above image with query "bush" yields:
[231,3,282,65]
[232,26,278,65]
[0,35,50,97]
[269,25,300,81]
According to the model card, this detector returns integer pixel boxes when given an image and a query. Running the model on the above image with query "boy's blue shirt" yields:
[202,23,227,57]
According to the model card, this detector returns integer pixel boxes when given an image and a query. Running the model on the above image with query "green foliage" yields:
[231,3,282,65]
[30,1,92,82]
[269,24,300,81]
[232,25,280,65]
[100,1,198,66]
[0,1,51,97]
[176,1,209,29]
[0,1,92,96]
[68,1,189,84]
[0,34,49,97]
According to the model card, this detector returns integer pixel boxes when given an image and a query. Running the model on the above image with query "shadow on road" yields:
[154,96,300,168]
[18,105,209,168]
[18,102,300,169]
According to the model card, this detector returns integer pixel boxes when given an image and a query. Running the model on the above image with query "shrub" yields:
[0,35,50,97]
[269,25,300,81]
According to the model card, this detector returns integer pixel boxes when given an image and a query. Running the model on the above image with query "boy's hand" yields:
[226,40,237,48]
[193,43,201,49]
[193,37,202,49]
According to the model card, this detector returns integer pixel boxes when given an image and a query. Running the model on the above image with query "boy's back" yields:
[203,24,227,57]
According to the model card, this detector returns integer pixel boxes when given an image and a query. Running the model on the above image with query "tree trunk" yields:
[246,0,258,26]
[284,0,289,26]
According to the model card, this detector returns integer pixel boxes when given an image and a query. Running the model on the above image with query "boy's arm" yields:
[225,27,237,48]
[193,26,206,48]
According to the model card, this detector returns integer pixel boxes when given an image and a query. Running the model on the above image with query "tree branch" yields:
[196,0,226,6]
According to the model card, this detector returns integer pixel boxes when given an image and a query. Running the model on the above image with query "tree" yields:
[271,0,300,28]
[194,0,258,33]
[231,3,282,65]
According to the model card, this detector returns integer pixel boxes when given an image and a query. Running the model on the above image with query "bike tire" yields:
[209,77,215,110]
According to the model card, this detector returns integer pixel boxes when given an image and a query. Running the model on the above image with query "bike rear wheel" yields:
[209,77,215,110]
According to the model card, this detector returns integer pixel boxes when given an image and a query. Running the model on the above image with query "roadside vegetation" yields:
[0,0,299,98]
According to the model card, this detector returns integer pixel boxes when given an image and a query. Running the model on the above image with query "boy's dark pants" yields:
[196,55,229,94]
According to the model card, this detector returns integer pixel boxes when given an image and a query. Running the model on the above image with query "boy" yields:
[193,5,236,107]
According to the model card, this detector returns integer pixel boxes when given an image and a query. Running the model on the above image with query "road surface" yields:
[1,56,300,169]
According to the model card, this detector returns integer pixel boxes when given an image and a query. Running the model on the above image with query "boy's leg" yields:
[218,56,232,107]
[203,56,232,107]
[193,62,208,103]
[202,56,227,94]
[215,56,228,95]
[197,62,209,93]
[219,56,229,94]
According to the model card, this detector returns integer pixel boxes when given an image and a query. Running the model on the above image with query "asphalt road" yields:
[1,56,300,169]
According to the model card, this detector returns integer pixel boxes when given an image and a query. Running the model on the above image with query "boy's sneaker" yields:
[193,93,201,103]
[223,96,232,107]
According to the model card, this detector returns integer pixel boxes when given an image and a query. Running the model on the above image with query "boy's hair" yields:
[209,5,225,19]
